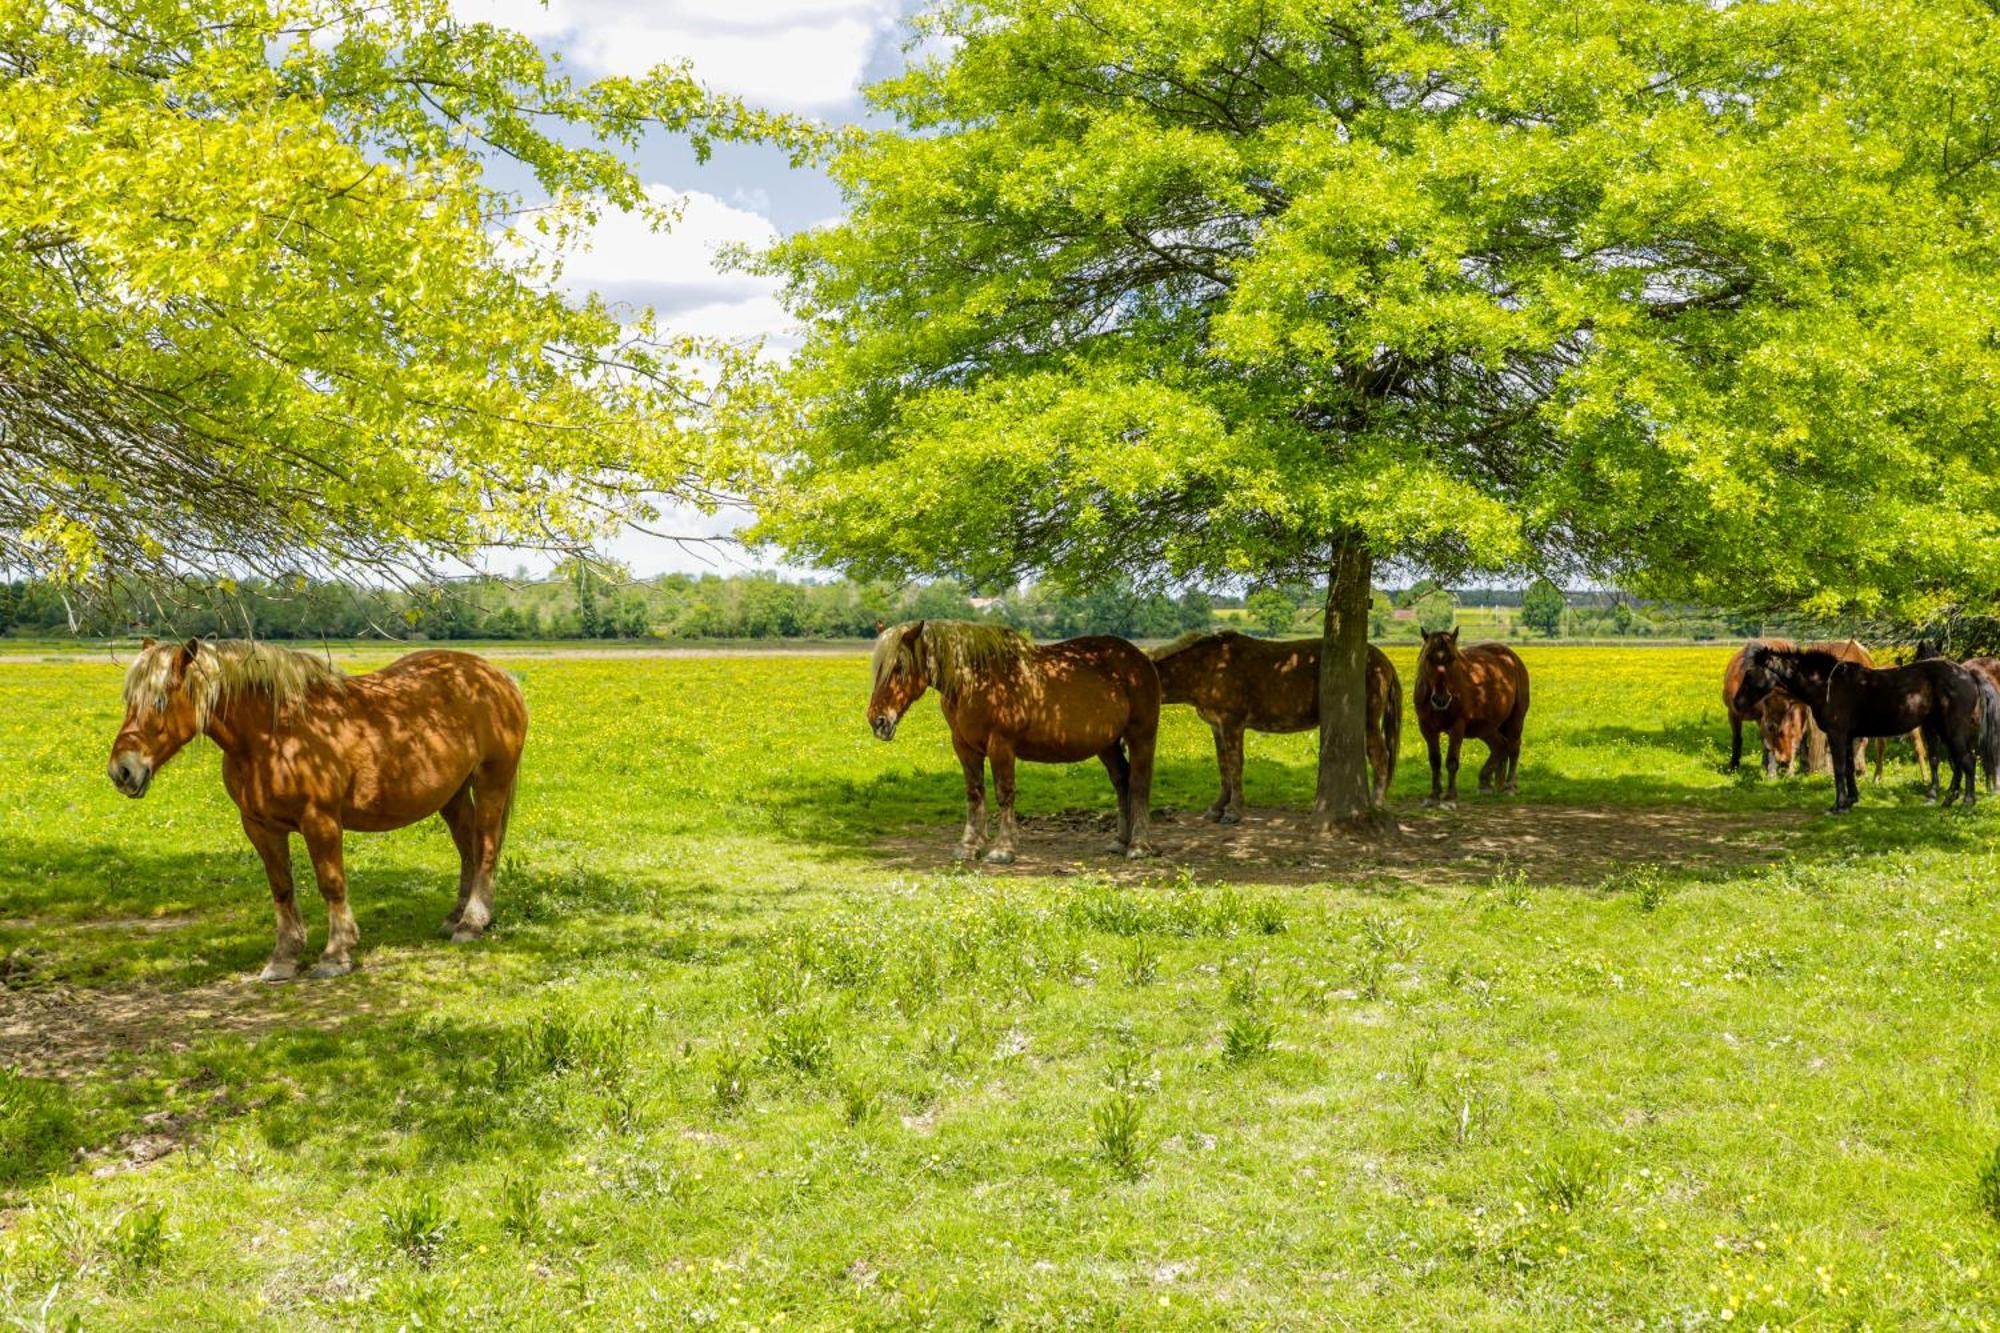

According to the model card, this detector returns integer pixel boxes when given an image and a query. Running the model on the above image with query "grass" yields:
[2,644,1999,1326]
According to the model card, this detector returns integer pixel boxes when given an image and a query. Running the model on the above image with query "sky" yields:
[453,0,926,579]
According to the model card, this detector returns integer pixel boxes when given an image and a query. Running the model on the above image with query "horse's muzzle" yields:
[1429,691,1455,712]
[870,714,899,742]
[107,753,152,799]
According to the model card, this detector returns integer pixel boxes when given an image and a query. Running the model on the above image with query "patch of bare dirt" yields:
[0,962,421,1081]
[877,801,1811,887]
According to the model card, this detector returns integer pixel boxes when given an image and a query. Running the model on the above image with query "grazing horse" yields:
[107,639,526,980]
[1151,630,1401,821]
[868,620,1160,863]
[1414,629,1530,806]
[1733,644,1979,812]
[1723,638,1810,776]
[1913,642,2000,791]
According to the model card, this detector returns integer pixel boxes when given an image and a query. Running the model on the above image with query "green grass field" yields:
[4,644,2000,1328]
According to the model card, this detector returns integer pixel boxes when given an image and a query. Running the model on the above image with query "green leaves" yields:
[750,0,2000,619]
[0,0,803,583]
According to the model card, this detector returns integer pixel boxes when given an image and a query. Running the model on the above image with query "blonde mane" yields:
[124,639,347,728]
[873,620,1032,695]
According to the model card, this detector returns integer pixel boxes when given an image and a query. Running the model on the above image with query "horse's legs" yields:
[1123,727,1156,859]
[1476,744,1498,793]
[299,810,358,977]
[1202,722,1229,822]
[1365,711,1391,808]
[1218,723,1245,825]
[453,761,516,943]
[438,781,478,936]
[242,815,305,983]
[951,736,988,861]
[1924,725,1943,803]
[984,740,1019,865]
[1422,729,1444,806]
[1728,716,1745,772]
[1911,727,1931,780]
[1443,728,1465,805]
[1869,737,1886,785]
[1828,732,1855,813]
[1097,744,1133,847]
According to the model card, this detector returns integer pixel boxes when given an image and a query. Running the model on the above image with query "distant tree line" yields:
[0,570,1773,643]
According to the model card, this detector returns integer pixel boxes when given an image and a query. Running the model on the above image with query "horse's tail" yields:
[1381,661,1402,796]
[1976,673,2000,793]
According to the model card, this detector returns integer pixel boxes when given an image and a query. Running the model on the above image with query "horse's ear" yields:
[1448,626,1460,645]
[902,620,924,646]
[874,620,886,635]
[140,636,157,650]
[171,639,200,684]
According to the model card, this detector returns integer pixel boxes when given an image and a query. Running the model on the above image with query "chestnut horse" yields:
[1734,644,1978,812]
[1151,630,1400,820]
[868,620,1159,863]
[108,639,526,980]
[1723,638,1812,776]
[1414,629,1530,805]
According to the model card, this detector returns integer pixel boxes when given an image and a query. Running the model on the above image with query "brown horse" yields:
[1151,630,1400,820]
[1723,638,1810,776]
[1803,640,1927,780]
[868,620,1159,863]
[108,639,526,980]
[1414,628,1529,805]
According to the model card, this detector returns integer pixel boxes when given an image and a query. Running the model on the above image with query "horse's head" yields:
[108,638,202,798]
[1732,643,1786,715]
[1915,639,1943,662]
[868,620,928,741]
[1418,627,1462,710]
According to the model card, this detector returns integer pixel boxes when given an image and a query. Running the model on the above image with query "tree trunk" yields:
[1311,529,1397,838]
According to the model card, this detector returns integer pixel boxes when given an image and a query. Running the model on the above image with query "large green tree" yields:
[0,0,808,587]
[747,0,2000,831]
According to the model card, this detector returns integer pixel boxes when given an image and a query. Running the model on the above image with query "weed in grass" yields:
[1124,937,1159,986]
[836,1074,878,1126]
[108,1205,168,1274]
[1976,1144,2000,1224]
[1350,950,1389,1001]
[378,1189,453,1269]
[498,1175,543,1241]
[1400,1036,1439,1092]
[1436,1075,1493,1148]
[1359,914,1419,961]
[1223,1013,1275,1064]
[1103,1047,1160,1098]
[712,1045,750,1111]
[1251,898,1287,936]
[1092,1093,1148,1179]
[1488,866,1534,909]
[491,999,637,1088]
[1527,1143,1609,1212]
[764,1008,833,1074]
[1225,959,1264,1007]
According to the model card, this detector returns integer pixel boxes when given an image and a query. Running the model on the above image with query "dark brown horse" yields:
[1723,638,1809,776]
[1151,631,1400,821]
[1734,644,1979,812]
[1802,639,1927,780]
[1414,629,1530,806]
[868,620,1160,863]
[1913,642,2000,791]
[108,639,526,980]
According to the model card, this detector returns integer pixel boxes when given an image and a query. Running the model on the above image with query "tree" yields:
[1246,588,1299,638]
[744,0,2000,834]
[0,0,809,588]
[1521,579,1566,638]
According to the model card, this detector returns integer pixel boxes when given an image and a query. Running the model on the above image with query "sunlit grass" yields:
[1,643,1997,1327]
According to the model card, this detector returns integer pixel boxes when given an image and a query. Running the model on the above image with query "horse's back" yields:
[351,650,527,759]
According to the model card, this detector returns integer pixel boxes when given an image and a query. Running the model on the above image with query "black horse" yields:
[1734,645,1982,813]
[1913,641,2000,793]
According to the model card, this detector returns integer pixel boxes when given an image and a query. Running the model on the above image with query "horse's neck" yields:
[202,690,281,756]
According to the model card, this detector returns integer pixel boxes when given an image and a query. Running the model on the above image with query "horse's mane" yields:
[874,620,1031,694]
[1152,629,1237,661]
[125,639,346,728]
[1747,642,1843,677]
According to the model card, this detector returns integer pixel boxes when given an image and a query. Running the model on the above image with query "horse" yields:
[1413,628,1530,806]
[1733,644,1979,812]
[1150,630,1401,821]
[868,620,1160,863]
[1913,642,2000,791]
[1722,638,1810,776]
[1802,639,1927,780]
[108,638,527,980]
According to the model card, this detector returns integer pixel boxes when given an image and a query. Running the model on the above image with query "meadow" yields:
[3,643,2000,1328]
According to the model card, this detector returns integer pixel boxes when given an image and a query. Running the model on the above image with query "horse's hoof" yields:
[259,962,299,984]
[439,916,460,938]
[449,924,486,944]
[1217,810,1242,826]
[1440,799,1458,810]
[1421,797,1439,808]
[1201,807,1225,823]
[1125,843,1156,861]
[982,848,1016,865]
[308,959,354,979]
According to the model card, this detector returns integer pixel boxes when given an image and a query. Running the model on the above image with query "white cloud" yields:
[511,184,801,352]
[455,0,904,110]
